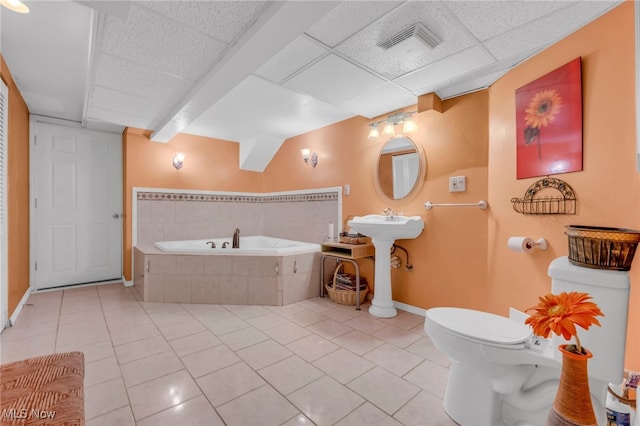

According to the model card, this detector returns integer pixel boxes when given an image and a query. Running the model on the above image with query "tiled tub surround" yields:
[132,188,339,305]
[133,246,321,305]
[133,188,341,248]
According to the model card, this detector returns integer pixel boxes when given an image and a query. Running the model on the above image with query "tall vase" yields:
[547,344,597,426]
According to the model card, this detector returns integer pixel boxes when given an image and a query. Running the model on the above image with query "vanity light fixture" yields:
[0,0,30,13]
[367,111,418,139]
[301,148,318,168]
[173,152,185,170]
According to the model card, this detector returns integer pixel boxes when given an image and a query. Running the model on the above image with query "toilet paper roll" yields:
[508,236,535,253]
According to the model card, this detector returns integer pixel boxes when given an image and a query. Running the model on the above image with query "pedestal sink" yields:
[348,214,424,318]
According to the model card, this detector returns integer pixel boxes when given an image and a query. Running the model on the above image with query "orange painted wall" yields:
[487,2,640,369]
[0,55,31,318]
[262,92,490,311]
[122,129,264,280]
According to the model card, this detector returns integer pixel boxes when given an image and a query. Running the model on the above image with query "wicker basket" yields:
[566,225,640,271]
[325,263,368,306]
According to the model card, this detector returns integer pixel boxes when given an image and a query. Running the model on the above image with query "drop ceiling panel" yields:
[335,1,478,80]
[255,35,328,84]
[94,54,194,103]
[185,75,353,142]
[444,1,571,42]
[484,1,620,61]
[438,69,508,100]
[395,45,495,94]
[89,86,170,126]
[305,1,403,48]
[86,104,161,131]
[140,1,268,43]
[339,83,416,119]
[284,54,385,105]
[0,1,92,122]
[100,3,226,80]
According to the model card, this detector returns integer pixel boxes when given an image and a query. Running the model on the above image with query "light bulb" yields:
[403,118,417,133]
[367,125,380,139]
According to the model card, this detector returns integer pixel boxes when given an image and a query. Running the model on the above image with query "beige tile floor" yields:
[0,283,455,426]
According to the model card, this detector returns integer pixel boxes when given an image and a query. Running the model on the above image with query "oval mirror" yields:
[376,136,425,200]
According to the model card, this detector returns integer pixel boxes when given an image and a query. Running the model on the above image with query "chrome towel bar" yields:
[424,200,488,210]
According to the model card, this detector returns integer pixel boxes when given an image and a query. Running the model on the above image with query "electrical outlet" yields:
[344,184,350,195]
[449,176,466,192]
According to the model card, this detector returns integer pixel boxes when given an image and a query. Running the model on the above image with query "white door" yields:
[392,152,419,199]
[0,80,8,331]
[32,122,122,290]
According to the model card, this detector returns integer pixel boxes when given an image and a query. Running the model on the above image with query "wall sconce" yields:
[301,148,318,168]
[173,152,185,169]
[368,111,418,139]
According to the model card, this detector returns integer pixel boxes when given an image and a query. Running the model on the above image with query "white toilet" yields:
[424,256,630,425]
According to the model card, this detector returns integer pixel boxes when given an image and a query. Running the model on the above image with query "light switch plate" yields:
[449,176,466,192]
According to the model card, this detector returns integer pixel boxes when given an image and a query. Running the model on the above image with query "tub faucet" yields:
[232,228,240,248]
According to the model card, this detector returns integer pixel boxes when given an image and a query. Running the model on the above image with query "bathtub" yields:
[134,236,322,305]
[154,236,321,256]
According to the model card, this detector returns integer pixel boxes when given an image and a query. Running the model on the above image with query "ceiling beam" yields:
[150,1,340,143]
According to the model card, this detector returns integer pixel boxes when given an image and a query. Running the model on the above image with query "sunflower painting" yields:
[516,58,583,179]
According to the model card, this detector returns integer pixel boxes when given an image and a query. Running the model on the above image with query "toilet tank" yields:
[548,256,630,384]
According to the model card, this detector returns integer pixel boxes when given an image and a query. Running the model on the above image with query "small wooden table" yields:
[320,241,374,310]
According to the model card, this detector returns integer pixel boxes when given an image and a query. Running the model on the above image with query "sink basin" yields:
[347,214,424,318]
[348,214,424,240]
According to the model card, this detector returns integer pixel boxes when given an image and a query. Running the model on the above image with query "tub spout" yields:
[232,228,240,248]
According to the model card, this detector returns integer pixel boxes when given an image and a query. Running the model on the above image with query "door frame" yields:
[29,115,124,291]
[0,79,8,331]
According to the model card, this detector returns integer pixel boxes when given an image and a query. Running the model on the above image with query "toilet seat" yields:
[426,307,532,349]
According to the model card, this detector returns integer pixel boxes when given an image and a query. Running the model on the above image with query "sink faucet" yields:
[232,228,240,248]
[206,241,216,248]
[384,208,396,221]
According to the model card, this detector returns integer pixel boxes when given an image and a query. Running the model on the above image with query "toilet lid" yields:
[426,307,532,345]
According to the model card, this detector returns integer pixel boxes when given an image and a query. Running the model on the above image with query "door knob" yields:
[113,213,121,219]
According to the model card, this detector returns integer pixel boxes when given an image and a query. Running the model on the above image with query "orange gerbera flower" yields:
[525,292,603,353]
[524,89,562,129]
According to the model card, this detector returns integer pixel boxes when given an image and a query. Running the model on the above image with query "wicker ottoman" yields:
[1,352,85,425]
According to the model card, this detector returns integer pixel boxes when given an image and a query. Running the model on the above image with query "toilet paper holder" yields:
[528,238,548,250]
[508,236,549,253]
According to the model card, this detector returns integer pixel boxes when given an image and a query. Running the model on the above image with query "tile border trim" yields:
[136,189,339,203]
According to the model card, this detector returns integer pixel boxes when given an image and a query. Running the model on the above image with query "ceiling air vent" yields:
[377,23,441,58]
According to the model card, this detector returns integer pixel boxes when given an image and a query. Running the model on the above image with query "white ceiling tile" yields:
[100,3,226,80]
[90,86,170,122]
[140,1,267,44]
[484,1,620,61]
[395,46,495,94]
[94,54,194,103]
[255,36,328,83]
[305,1,403,48]
[284,54,385,105]
[437,69,508,100]
[339,83,416,119]
[86,105,159,130]
[0,1,91,122]
[335,1,477,80]
[444,1,571,42]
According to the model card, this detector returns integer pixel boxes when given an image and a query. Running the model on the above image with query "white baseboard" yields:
[9,287,31,327]
[393,300,426,317]
[123,279,133,288]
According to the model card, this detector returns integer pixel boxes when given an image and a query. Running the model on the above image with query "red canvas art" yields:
[516,57,582,179]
